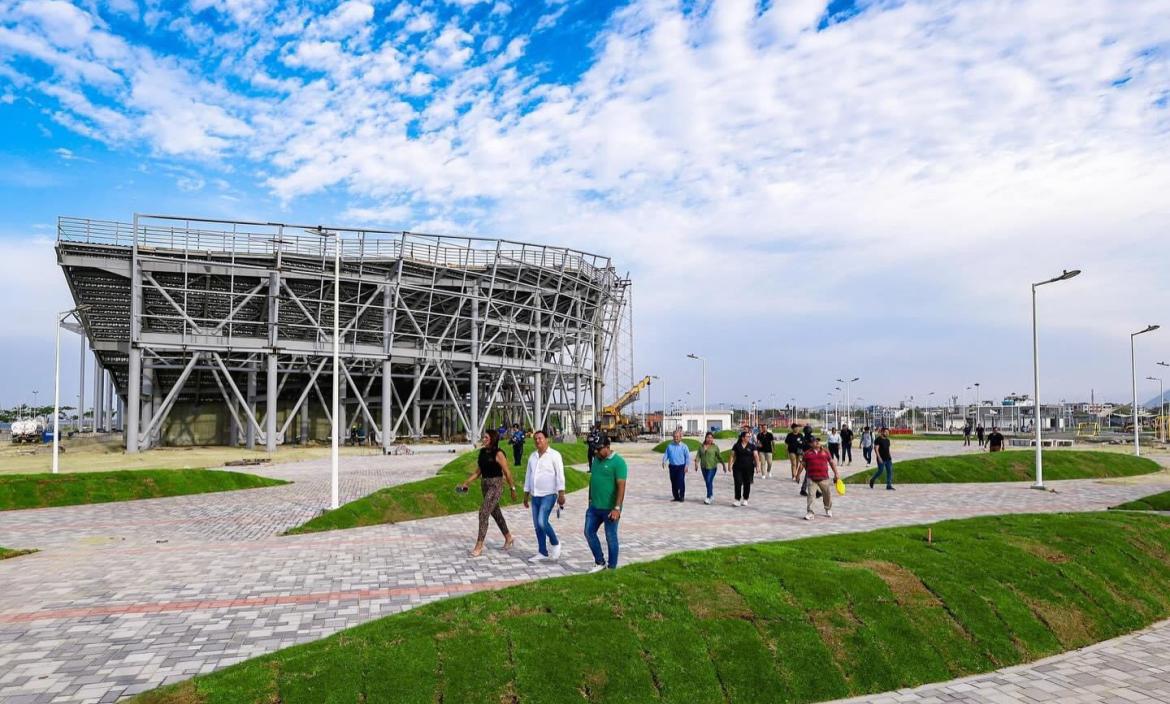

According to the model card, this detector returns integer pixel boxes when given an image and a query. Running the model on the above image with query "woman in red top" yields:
[802,436,839,520]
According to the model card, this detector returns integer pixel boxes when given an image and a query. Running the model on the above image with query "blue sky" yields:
[1,0,1169,412]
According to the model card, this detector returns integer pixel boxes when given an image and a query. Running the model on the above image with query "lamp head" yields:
[1134,325,1160,336]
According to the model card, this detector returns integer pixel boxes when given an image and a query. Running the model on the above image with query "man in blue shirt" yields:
[662,428,692,502]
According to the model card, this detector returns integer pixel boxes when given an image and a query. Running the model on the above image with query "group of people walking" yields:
[462,427,626,572]
[461,419,902,570]
[963,423,1006,452]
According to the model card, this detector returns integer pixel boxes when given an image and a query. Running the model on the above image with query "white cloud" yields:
[17,0,95,48]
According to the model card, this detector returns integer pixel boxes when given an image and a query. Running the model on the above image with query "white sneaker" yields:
[825,509,833,518]
[528,553,547,563]
[742,499,750,507]
[588,563,606,573]
[732,500,741,507]
[704,497,712,505]
[550,543,562,561]
[804,513,815,521]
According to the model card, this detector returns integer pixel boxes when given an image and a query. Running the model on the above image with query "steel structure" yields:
[56,215,629,453]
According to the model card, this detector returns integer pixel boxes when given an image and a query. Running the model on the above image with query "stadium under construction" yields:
[56,215,632,453]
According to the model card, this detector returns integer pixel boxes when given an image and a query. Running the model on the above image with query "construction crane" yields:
[600,375,653,442]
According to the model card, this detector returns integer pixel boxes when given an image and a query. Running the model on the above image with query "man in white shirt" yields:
[522,430,566,561]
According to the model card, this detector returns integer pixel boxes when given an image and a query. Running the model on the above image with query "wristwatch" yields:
[614,505,622,511]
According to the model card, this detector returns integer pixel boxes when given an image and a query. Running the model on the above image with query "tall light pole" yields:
[1031,269,1082,488]
[1146,376,1163,444]
[53,306,88,474]
[836,377,859,428]
[651,374,664,441]
[927,391,935,432]
[974,382,981,429]
[1158,361,1169,443]
[1131,325,1160,456]
[686,353,707,436]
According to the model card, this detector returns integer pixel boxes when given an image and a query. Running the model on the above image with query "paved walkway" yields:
[0,442,1168,703]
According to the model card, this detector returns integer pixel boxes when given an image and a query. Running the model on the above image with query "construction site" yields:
[54,214,639,453]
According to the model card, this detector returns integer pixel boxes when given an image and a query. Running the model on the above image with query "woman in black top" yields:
[460,429,517,557]
[729,431,760,507]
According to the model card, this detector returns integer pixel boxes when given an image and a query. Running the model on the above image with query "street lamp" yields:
[1147,376,1164,444]
[1031,268,1080,488]
[1158,362,1169,443]
[686,353,707,437]
[53,305,89,474]
[927,391,936,432]
[974,382,981,430]
[649,375,662,440]
[1131,324,1160,456]
[836,377,859,428]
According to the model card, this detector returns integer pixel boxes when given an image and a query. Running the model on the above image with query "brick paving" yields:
[0,442,1168,703]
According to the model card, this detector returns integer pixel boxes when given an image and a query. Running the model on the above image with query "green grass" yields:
[713,430,740,440]
[1112,490,1170,511]
[845,450,1160,484]
[287,441,590,534]
[653,438,702,452]
[0,547,35,560]
[0,469,288,511]
[132,511,1170,704]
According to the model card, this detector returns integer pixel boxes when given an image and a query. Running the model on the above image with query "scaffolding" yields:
[56,214,629,452]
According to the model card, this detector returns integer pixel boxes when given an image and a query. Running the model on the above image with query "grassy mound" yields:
[713,430,740,439]
[133,512,1170,704]
[287,441,590,534]
[1112,490,1170,511]
[0,469,288,511]
[0,547,35,560]
[845,450,1159,484]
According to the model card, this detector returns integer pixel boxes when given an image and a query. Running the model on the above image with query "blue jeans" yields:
[584,507,619,569]
[701,468,717,498]
[871,460,894,487]
[668,464,686,500]
[530,494,559,556]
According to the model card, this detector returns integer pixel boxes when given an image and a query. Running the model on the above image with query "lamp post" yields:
[974,382,981,430]
[927,391,935,432]
[1158,361,1169,443]
[53,306,88,474]
[1030,269,1080,488]
[836,377,859,428]
[1131,325,1160,456]
[649,375,662,440]
[687,354,706,436]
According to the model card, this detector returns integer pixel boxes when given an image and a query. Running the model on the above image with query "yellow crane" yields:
[600,375,653,442]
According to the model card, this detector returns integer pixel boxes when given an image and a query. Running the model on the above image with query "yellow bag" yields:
[835,478,846,496]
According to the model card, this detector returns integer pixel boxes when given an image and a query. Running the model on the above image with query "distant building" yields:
[662,410,734,435]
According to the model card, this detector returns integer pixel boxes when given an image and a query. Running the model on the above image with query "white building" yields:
[662,410,734,435]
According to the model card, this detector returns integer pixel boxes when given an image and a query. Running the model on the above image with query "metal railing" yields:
[57,216,614,284]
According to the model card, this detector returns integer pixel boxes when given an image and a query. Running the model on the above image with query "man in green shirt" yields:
[585,437,627,572]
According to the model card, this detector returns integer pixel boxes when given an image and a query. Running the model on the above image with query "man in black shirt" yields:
[756,426,776,479]
[976,425,985,447]
[839,425,854,465]
[987,427,1005,452]
[868,427,895,490]
[784,424,803,482]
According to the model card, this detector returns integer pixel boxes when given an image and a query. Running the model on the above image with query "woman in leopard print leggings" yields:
[460,429,517,557]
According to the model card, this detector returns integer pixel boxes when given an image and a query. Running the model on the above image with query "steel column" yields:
[245,366,257,450]
[266,353,278,452]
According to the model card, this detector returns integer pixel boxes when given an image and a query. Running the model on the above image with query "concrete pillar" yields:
[245,366,257,450]
[381,361,393,452]
[265,353,278,453]
[93,357,103,433]
[411,363,422,438]
[126,347,141,453]
[105,370,114,432]
[78,335,86,432]
[339,370,348,444]
[299,394,311,444]
[140,362,155,449]
[228,403,239,446]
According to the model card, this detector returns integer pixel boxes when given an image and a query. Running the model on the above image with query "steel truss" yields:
[56,215,628,452]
